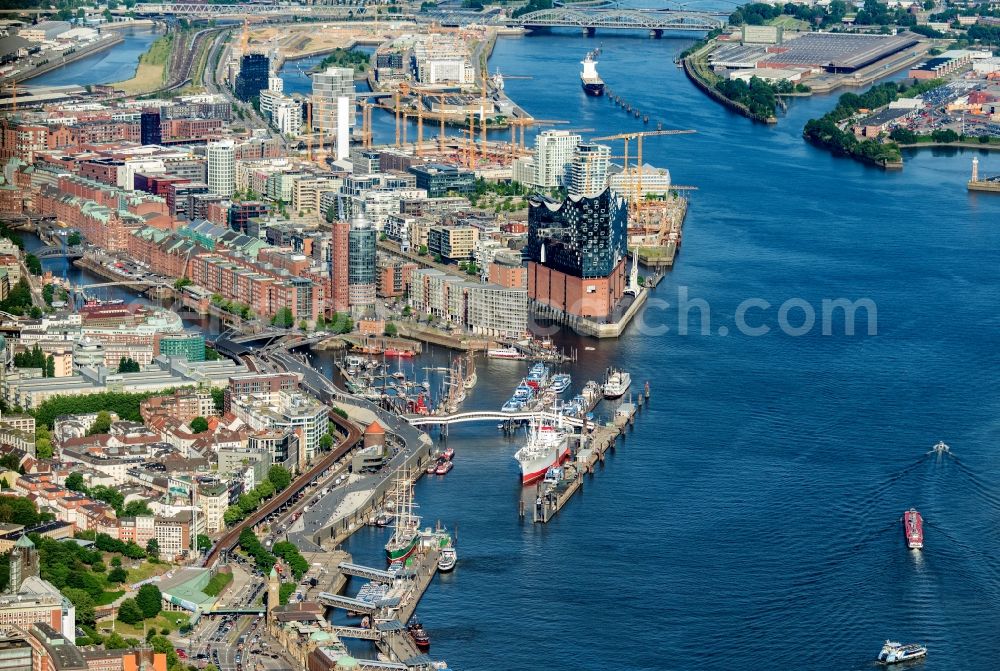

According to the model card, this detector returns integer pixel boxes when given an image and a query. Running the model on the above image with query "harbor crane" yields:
[591,129,696,211]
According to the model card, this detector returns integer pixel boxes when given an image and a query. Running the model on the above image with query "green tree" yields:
[319,434,334,451]
[108,566,128,583]
[223,506,243,528]
[25,254,42,275]
[122,500,152,517]
[62,587,96,626]
[67,232,82,246]
[136,584,162,619]
[44,356,55,378]
[384,322,398,337]
[267,465,292,492]
[278,582,296,605]
[256,480,275,500]
[65,472,86,492]
[116,599,144,626]
[88,411,113,436]
[89,485,124,512]
[35,437,52,459]
[145,538,159,558]
[117,357,140,373]
[197,535,212,551]
[173,277,192,290]
[104,631,129,649]
[190,416,209,433]
[272,307,294,328]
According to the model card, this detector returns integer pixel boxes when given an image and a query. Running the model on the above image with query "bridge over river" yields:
[508,7,726,35]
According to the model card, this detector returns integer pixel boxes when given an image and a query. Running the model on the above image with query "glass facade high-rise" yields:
[348,213,376,313]
[526,188,628,279]
[140,110,161,146]
[235,53,270,102]
[311,67,355,132]
[158,332,205,362]
[568,143,611,198]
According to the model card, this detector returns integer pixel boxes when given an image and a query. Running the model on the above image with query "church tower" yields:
[9,535,39,592]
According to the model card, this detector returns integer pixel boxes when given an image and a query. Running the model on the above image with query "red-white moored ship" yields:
[904,508,923,549]
[514,418,571,485]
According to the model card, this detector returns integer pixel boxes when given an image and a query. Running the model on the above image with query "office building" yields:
[207,140,235,198]
[348,214,376,314]
[312,67,354,160]
[427,226,476,263]
[526,188,628,320]
[330,220,351,313]
[0,578,75,641]
[156,332,205,362]
[534,130,581,188]
[230,390,329,464]
[568,143,611,198]
[0,630,32,671]
[235,53,270,102]
[249,429,300,473]
[140,110,161,146]
[409,163,475,198]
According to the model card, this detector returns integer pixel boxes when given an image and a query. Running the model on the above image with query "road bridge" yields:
[509,8,725,33]
[403,409,585,428]
[35,245,84,259]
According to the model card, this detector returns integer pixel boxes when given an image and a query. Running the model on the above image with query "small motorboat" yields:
[438,546,457,572]
[425,462,439,475]
[408,620,430,650]
[442,447,455,460]
[435,459,453,475]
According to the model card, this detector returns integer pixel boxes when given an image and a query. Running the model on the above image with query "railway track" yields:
[202,411,363,567]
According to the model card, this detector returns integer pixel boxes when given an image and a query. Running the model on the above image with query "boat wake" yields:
[922,518,1000,585]
[846,453,932,514]
[941,454,1000,510]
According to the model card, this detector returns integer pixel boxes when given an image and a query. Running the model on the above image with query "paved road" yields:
[269,350,433,551]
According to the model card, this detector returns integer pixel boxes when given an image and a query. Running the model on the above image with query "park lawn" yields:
[769,15,811,30]
[113,34,172,94]
[95,590,125,606]
[202,571,233,597]
[112,612,190,638]
[126,560,172,583]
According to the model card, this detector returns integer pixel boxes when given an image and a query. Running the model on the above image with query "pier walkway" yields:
[403,410,585,428]
[316,592,377,614]
[338,562,395,583]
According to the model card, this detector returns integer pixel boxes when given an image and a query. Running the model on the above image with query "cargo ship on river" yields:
[581,52,604,96]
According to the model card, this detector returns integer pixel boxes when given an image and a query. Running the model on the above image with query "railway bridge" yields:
[508,8,725,35]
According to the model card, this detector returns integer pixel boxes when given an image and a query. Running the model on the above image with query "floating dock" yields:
[520,381,649,524]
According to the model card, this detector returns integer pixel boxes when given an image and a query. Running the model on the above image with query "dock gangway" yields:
[355,661,408,671]
[338,562,396,583]
[316,591,377,614]
[330,625,381,641]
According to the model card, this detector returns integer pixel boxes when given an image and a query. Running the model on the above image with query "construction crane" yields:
[591,129,695,211]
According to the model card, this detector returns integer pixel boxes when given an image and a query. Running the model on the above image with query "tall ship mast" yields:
[385,471,421,562]
[580,51,605,96]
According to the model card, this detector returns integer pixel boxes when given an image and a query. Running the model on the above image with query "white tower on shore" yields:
[972,157,979,183]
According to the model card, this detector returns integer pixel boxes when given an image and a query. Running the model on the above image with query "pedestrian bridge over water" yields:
[403,410,586,428]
